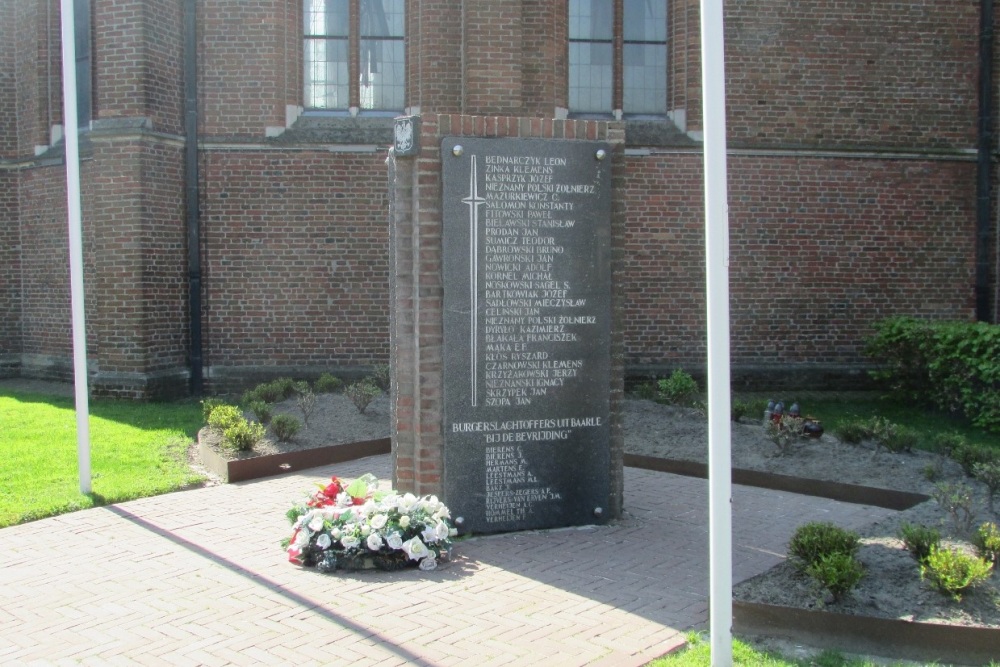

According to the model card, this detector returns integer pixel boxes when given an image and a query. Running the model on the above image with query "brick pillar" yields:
[389,114,625,518]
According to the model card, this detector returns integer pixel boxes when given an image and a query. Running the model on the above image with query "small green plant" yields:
[314,372,343,394]
[222,419,265,452]
[930,431,967,457]
[201,397,225,423]
[657,370,699,406]
[248,377,298,404]
[920,545,994,601]
[632,382,656,400]
[270,414,301,442]
[952,442,1000,477]
[730,398,751,423]
[879,425,919,454]
[863,416,917,454]
[921,462,942,482]
[788,521,860,570]
[805,552,865,602]
[372,363,391,392]
[898,522,940,564]
[345,379,381,414]
[206,404,244,432]
[932,481,977,534]
[832,420,870,445]
[765,415,806,456]
[295,382,316,428]
[973,461,1000,514]
[973,521,1000,567]
[246,399,272,424]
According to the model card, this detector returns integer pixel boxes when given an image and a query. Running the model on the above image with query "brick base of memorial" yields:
[197,434,390,483]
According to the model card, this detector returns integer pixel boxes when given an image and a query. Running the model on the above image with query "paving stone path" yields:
[0,455,895,666]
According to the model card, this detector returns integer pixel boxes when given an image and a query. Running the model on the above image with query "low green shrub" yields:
[345,379,381,414]
[765,415,806,456]
[657,370,699,406]
[832,420,870,445]
[974,462,1000,513]
[788,522,860,570]
[206,404,243,432]
[866,317,1000,432]
[930,432,968,457]
[223,419,265,452]
[920,545,994,601]
[879,425,919,454]
[898,522,940,564]
[372,363,391,392]
[730,398,752,423]
[201,397,225,423]
[247,377,298,404]
[270,414,301,442]
[297,388,317,427]
[953,442,1000,477]
[246,399,272,424]
[314,372,343,394]
[973,522,1000,568]
[932,482,976,534]
[805,552,865,602]
[632,382,656,400]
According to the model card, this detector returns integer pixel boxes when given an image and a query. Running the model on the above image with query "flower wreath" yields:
[283,473,455,573]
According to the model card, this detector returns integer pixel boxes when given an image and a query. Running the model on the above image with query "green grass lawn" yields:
[0,388,205,527]
[647,633,996,667]
[734,391,999,454]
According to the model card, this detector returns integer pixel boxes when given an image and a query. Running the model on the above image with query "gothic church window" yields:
[303,0,405,111]
[569,0,667,117]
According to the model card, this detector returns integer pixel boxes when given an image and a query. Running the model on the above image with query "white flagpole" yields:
[700,0,733,663]
[59,0,91,495]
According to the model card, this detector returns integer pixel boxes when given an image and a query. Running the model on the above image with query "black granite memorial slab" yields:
[441,137,612,533]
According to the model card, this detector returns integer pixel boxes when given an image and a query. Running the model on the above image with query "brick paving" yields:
[0,455,896,666]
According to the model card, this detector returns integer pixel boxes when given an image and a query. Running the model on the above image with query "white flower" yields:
[386,531,403,550]
[402,536,429,561]
[369,513,388,530]
[361,524,371,537]
[331,528,342,540]
[366,532,384,551]
[399,515,411,529]
[341,534,361,550]
[435,520,450,541]
[418,556,437,571]
[315,533,332,549]
[421,525,438,544]
[308,514,325,532]
[293,529,311,548]
[397,493,418,512]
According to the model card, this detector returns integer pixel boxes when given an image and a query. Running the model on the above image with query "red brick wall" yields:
[88,139,189,395]
[200,149,391,386]
[3,0,995,397]
[13,0,53,153]
[623,154,978,370]
[199,0,295,135]
[17,166,74,369]
[724,1,978,148]
[94,0,184,133]
[0,2,16,158]
[407,1,463,113]
[0,171,20,370]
